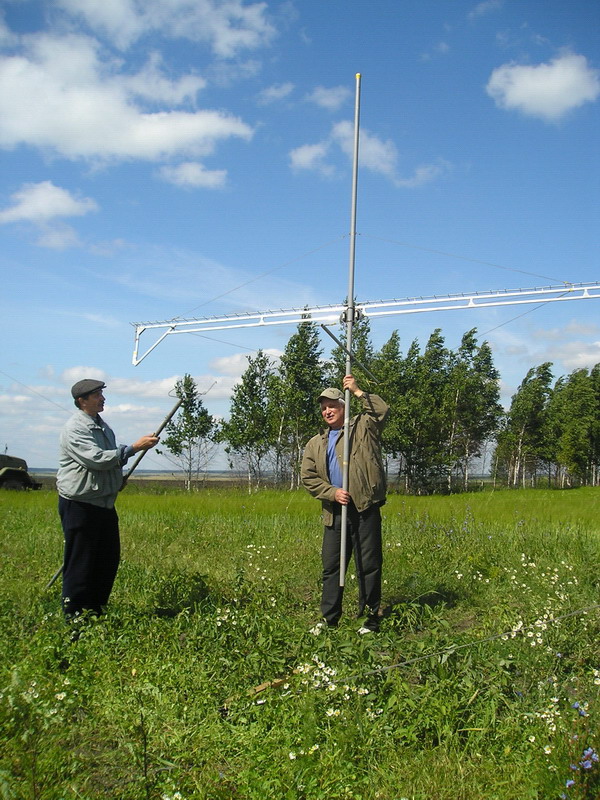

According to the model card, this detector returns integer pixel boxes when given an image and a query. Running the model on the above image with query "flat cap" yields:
[71,379,106,399]
[318,387,344,402]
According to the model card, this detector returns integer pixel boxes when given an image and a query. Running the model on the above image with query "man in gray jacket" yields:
[57,379,159,621]
[301,375,389,633]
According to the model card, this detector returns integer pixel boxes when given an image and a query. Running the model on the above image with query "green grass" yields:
[1,487,600,799]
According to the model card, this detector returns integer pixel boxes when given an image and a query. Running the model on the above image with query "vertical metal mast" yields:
[339,73,362,587]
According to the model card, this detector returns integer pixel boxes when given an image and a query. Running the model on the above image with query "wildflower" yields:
[289,752,297,760]
[55,692,66,701]
[566,779,575,788]
[544,745,553,754]
[528,736,536,743]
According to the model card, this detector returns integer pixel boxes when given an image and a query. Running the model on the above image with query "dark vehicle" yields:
[0,454,42,490]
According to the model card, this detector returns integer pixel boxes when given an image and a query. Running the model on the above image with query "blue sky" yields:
[1,0,599,470]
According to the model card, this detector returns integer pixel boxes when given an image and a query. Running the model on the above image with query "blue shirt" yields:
[327,429,343,488]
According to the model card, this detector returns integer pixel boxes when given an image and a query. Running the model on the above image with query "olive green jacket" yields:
[301,393,389,526]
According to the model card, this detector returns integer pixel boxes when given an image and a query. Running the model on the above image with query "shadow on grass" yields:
[153,570,212,618]
[382,579,460,620]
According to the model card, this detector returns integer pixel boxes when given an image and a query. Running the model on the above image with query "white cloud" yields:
[490,320,600,376]
[0,180,98,249]
[108,376,180,397]
[420,41,450,62]
[0,32,254,162]
[107,244,319,316]
[210,350,282,379]
[68,312,123,329]
[533,320,600,341]
[0,12,17,47]
[120,52,206,104]
[333,120,398,178]
[0,181,98,224]
[159,161,227,188]
[394,163,450,188]
[291,121,448,187]
[0,394,36,409]
[210,353,252,376]
[61,366,109,387]
[486,52,600,121]
[544,341,600,370]
[469,0,503,19]
[289,141,334,176]
[56,0,277,57]
[565,321,600,336]
[36,224,82,250]
[257,82,294,105]
[306,85,351,111]
[103,373,239,400]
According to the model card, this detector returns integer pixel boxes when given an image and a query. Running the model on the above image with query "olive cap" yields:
[318,387,344,402]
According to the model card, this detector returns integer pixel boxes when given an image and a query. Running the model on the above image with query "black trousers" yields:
[321,502,382,627]
[58,497,120,617]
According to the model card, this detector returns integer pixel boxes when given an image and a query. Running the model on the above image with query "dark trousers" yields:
[321,502,382,627]
[58,497,120,617]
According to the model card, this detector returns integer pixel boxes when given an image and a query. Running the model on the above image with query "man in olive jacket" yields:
[301,375,389,633]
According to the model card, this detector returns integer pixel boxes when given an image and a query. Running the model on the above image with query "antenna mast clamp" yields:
[340,307,363,325]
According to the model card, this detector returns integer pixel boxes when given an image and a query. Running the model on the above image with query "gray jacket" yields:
[57,410,132,508]
[301,392,389,526]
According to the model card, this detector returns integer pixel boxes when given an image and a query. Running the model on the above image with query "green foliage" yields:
[495,363,554,487]
[496,363,600,489]
[158,374,216,490]
[272,318,327,488]
[2,487,600,798]
[326,306,375,391]
[215,318,599,493]
[219,350,276,489]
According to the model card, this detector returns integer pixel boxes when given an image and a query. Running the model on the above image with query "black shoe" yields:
[358,614,380,634]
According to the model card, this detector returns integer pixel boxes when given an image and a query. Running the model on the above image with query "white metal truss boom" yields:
[131,281,600,365]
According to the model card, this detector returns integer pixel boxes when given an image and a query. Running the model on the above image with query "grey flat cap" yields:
[318,387,344,402]
[71,379,106,399]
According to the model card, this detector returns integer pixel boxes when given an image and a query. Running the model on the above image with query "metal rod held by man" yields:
[339,72,362,587]
[121,397,183,485]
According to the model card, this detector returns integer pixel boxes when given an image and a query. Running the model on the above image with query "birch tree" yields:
[158,374,216,490]
[219,350,276,491]
[275,318,327,487]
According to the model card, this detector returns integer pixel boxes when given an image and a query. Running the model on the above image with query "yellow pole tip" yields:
[356,72,361,78]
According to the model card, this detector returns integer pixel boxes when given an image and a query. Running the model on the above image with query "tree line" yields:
[160,317,600,493]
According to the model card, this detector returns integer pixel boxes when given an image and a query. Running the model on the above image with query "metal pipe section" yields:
[340,73,362,588]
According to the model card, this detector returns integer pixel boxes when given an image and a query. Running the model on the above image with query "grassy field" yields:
[1,486,599,799]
